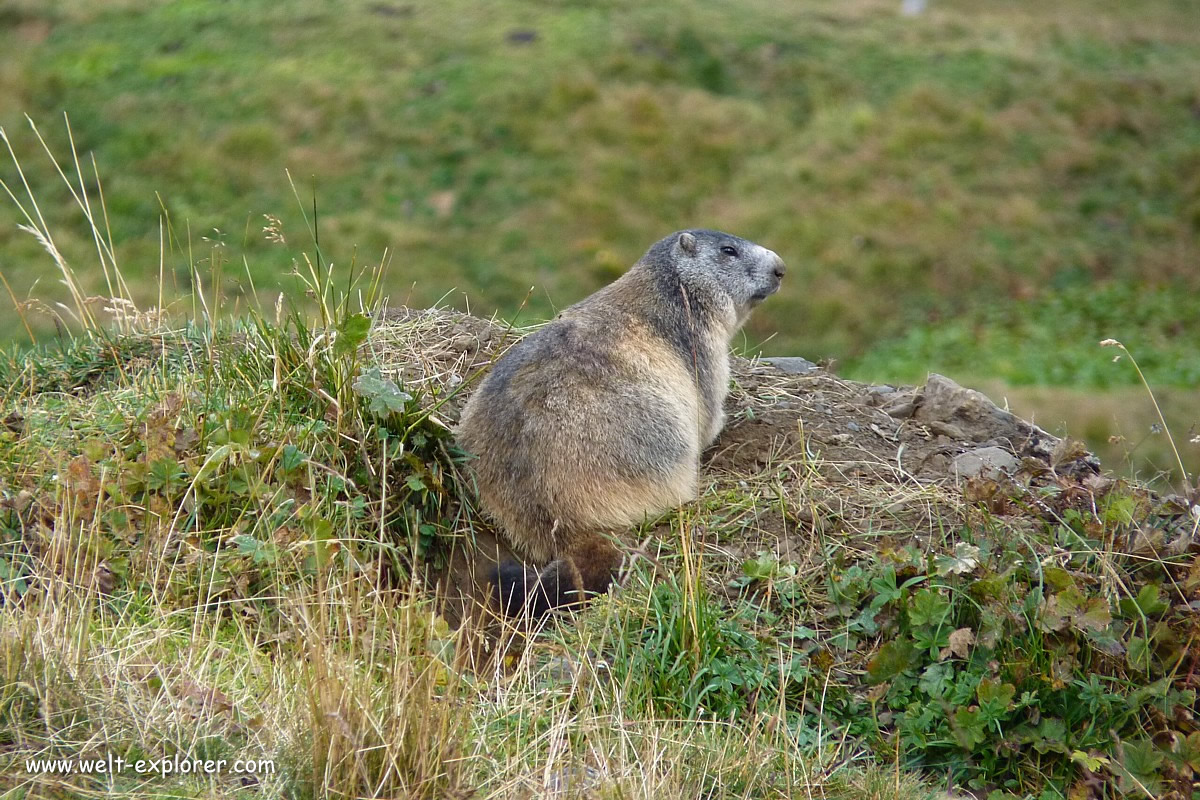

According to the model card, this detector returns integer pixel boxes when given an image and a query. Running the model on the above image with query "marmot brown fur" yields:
[456,229,785,616]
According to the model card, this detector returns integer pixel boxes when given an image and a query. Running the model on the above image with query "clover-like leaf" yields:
[1069,749,1110,773]
[1175,731,1200,773]
[918,662,953,698]
[913,625,949,659]
[866,639,915,684]
[353,367,412,417]
[1038,588,1083,633]
[147,457,187,493]
[333,313,372,358]
[1072,596,1113,633]
[1032,718,1069,754]
[934,543,981,576]
[977,678,1015,722]
[742,551,779,581]
[951,707,986,750]
[1119,584,1168,619]
[908,588,951,628]
[1114,739,1164,796]
[1126,636,1153,673]
[280,444,305,473]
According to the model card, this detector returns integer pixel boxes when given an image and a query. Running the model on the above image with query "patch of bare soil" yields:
[718,360,1098,482]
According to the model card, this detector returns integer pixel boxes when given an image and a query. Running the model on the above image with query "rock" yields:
[902,376,1099,474]
[544,656,577,685]
[952,446,1020,480]
[914,375,1021,444]
[924,453,950,474]
[883,398,917,419]
[926,420,967,440]
[368,3,413,17]
[913,374,1099,473]
[870,423,896,440]
[763,356,818,375]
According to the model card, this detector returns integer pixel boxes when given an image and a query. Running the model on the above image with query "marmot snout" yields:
[456,229,785,616]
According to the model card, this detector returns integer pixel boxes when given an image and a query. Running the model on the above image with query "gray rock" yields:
[952,446,1019,480]
[916,374,1078,458]
[883,398,917,419]
[506,28,540,44]
[763,356,818,375]
[914,375,1021,444]
[905,374,1099,475]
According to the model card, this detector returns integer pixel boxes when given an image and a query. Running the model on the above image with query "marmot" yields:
[456,229,785,616]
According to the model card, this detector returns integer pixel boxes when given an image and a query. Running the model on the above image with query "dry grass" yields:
[5,300,1197,799]
[0,471,938,800]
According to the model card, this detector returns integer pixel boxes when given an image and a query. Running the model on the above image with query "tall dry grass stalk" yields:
[0,116,140,335]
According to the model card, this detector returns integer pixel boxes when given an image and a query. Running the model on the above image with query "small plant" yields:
[841,502,1196,795]
[722,471,1198,799]
[604,573,768,721]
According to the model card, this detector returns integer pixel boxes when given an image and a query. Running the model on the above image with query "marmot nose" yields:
[771,254,786,280]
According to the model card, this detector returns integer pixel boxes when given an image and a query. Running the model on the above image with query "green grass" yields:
[844,282,1200,389]
[2,0,1198,387]
[3,298,1196,798]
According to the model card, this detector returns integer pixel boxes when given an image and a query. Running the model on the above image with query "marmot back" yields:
[456,229,785,616]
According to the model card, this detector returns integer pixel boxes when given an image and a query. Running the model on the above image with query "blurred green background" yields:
[1,0,1197,482]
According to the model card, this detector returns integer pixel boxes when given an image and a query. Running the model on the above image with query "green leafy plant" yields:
[851,518,1193,794]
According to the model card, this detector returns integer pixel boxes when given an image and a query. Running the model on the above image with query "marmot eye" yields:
[720,245,739,257]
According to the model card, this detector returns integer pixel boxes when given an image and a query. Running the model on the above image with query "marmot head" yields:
[651,229,785,325]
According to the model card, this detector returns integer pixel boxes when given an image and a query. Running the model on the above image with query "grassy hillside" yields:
[2,0,1198,377]
[2,277,1198,798]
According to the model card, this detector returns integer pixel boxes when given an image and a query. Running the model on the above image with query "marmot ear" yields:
[677,231,697,256]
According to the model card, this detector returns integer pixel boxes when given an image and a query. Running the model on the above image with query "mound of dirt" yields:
[372,306,1099,485]
[370,306,1111,617]
[716,361,1101,484]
